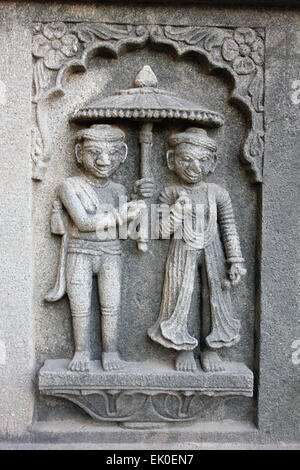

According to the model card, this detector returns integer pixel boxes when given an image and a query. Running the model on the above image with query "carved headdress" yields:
[76,124,125,143]
[169,127,217,151]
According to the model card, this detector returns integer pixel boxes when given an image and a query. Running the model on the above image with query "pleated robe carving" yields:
[148,183,243,351]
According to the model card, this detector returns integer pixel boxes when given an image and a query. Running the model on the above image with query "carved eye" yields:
[89,151,98,158]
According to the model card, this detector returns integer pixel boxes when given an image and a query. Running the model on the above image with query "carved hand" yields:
[228,262,247,286]
[119,200,147,223]
[174,194,193,215]
[132,178,154,199]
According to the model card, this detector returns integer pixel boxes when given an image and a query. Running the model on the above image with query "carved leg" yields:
[98,254,124,371]
[101,316,125,371]
[199,255,225,373]
[66,253,92,372]
[68,314,91,372]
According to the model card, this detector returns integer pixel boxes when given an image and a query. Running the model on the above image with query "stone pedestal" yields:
[39,359,253,424]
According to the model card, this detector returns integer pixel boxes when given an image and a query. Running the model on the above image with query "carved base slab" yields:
[39,359,253,423]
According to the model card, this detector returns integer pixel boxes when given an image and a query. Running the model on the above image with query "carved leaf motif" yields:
[31,128,43,163]
[33,58,50,99]
[255,29,265,40]
[75,24,134,43]
[203,31,223,51]
[248,69,264,112]
[164,26,210,45]
[249,132,264,158]
[151,392,197,420]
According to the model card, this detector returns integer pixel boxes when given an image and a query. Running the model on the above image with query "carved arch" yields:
[32,22,264,182]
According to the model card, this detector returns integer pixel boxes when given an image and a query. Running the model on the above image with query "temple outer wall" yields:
[0,5,35,437]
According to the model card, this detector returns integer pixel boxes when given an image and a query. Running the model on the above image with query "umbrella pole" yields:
[137,122,153,252]
[139,122,153,179]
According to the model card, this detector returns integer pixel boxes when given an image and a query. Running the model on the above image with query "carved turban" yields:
[169,127,217,151]
[76,124,125,143]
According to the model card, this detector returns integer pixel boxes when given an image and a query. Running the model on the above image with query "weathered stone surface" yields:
[39,359,253,423]
[0,0,299,448]
[0,5,35,438]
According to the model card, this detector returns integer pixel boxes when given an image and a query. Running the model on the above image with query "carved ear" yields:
[166,150,175,171]
[75,142,83,165]
[209,152,218,174]
[120,143,128,163]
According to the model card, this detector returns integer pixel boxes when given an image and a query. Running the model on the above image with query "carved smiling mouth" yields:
[184,169,201,179]
[94,165,111,174]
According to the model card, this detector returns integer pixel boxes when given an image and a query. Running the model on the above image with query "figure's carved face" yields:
[173,143,216,183]
[80,140,127,178]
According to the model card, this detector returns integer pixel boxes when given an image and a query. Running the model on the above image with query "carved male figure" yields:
[46,124,149,372]
[148,127,246,373]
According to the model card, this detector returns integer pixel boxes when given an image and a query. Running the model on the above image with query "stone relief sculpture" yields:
[39,65,253,425]
[45,124,152,372]
[148,127,247,373]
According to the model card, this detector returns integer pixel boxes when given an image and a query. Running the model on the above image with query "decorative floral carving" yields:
[222,28,264,75]
[151,392,197,420]
[33,22,79,70]
[163,25,223,51]
[248,69,264,112]
[45,386,251,423]
[249,132,264,158]
[51,390,201,422]
[74,23,135,44]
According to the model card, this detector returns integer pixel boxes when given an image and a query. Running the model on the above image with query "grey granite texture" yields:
[0,7,35,437]
[0,0,299,446]
[40,359,253,393]
[39,359,253,423]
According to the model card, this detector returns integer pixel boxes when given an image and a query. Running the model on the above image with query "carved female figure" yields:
[148,127,246,373]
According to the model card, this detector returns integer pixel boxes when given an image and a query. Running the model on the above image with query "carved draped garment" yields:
[148,182,244,350]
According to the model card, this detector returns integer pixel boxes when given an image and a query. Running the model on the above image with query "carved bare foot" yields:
[102,352,125,371]
[200,350,226,372]
[68,351,90,372]
[175,351,197,372]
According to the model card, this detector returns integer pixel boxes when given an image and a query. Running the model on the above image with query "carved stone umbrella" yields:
[70,65,224,250]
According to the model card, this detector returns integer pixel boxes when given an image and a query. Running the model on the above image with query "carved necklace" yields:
[83,175,111,188]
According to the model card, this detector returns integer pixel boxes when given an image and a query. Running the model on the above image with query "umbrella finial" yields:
[134,65,158,88]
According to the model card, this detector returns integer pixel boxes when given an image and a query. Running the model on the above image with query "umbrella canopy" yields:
[70,66,224,127]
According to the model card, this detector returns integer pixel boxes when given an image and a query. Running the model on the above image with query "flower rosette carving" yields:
[222,28,264,75]
[32,23,80,100]
[33,22,79,70]
[221,28,265,180]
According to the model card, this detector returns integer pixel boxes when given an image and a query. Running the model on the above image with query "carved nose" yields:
[96,154,110,166]
[191,160,201,172]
